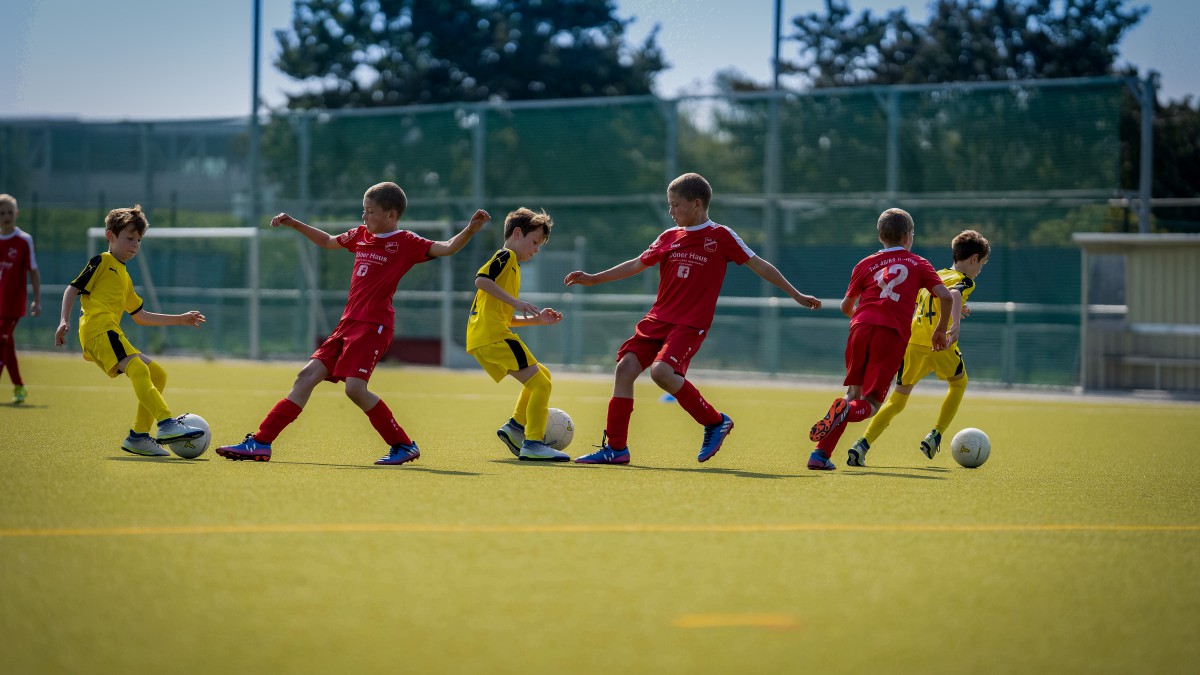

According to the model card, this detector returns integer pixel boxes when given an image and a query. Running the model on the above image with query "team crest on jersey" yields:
[385,241,400,254]
[7,248,16,259]
[704,237,718,253]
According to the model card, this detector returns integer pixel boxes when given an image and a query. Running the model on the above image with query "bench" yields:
[1110,355,1200,390]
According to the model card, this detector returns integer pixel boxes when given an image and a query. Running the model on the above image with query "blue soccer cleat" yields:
[13,385,27,404]
[574,433,631,465]
[847,437,870,467]
[156,415,205,443]
[497,418,526,457]
[807,450,837,471]
[375,441,420,466]
[216,434,273,462]
[809,398,849,442]
[698,413,734,462]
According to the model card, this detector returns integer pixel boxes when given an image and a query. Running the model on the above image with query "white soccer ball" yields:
[543,408,575,450]
[167,413,211,459]
[950,427,990,468]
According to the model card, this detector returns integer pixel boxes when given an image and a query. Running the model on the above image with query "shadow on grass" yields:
[267,459,487,477]
[107,456,210,464]
[841,465,948,480]
[1,403,48,409]
[484,458,813,480]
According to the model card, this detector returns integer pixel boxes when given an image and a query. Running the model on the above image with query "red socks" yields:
[255,399,303,444]
[816,399,873,457]
[605,397,634,450]
[847,399,872,422]
[673,380,723,426]
[366,399,411,446]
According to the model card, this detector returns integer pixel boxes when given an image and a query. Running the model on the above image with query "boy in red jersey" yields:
[806,208,953,471]
[0,194,41,404]
[216,182,490,465]
[566,173,821,465]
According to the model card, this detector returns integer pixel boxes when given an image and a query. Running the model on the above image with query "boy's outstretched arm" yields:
[563,258,647,287]
[54,286,80,347]
[930,284,953,350]
[271,213,341,249]
[131,309,206,328]
[475,276,539,318]
[511,308,563,328]
[744,256,821,309]
[429,210,490,257]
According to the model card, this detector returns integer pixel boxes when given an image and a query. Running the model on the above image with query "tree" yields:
[785,0,1147,88]
[274,0,666,109]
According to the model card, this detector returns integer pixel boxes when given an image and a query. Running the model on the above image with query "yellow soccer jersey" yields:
[466,248,521,352]
[909,267,976,348]
[69,252,144,344]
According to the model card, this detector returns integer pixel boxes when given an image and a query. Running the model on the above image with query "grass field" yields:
[2,352,1198,674]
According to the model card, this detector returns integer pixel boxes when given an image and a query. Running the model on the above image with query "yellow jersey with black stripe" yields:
[466,248,520,353]
[69,252,144,344]
[909,268,976,348]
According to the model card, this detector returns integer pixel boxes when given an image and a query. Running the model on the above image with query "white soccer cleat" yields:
[121,433,170,457]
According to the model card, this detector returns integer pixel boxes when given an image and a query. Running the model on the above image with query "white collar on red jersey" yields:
[878,245,906,253]
[681,220,715,232]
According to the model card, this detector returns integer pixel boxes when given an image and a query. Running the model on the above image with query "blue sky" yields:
[1,1,1194,120]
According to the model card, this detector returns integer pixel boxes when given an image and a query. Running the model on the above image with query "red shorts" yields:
[617,317,707,375]
[311,318,393,383]
[843,323,906,403]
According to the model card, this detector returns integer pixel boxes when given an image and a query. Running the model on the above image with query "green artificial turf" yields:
[1,353,1198,674]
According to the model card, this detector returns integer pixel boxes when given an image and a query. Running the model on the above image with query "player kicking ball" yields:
[216,182,489,465]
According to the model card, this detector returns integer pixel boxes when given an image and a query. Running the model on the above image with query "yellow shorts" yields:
[82,330,142,378]
[470,337,539,383]
[896,342,965,387]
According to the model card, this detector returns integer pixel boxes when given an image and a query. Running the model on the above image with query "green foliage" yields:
[274,0,666,109]
[786,0,1147,88]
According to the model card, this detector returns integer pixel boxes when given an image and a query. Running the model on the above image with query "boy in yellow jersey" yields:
[54,205,207,456]
[846,229,990,467]
[468,207,566,461]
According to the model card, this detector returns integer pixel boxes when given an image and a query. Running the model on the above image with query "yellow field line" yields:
[1,523,1198,538]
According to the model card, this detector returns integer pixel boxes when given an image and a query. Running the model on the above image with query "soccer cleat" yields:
[921,429,942,460]
[809,398,850,442]
[496,418,526,457]
[12,385,27,404]
[847,437,870,467]
[698,413,734,462]
[519,439,570,462]
[574,433,631,465]
[216,434,273,462]
[807,451,837,471]
[375,441,421,465]
[156,416,205,443]
[121,431,170,457]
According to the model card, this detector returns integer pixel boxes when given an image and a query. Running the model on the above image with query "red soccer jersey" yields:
[335,226,434,326]
[638,221,754,331]
[846,247,943,341]
[0,228,38,318]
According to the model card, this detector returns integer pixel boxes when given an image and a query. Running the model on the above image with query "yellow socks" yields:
[864,390,909,444]
[936,376,967,433]
[126,358,170,433]
[520,365,553,442]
